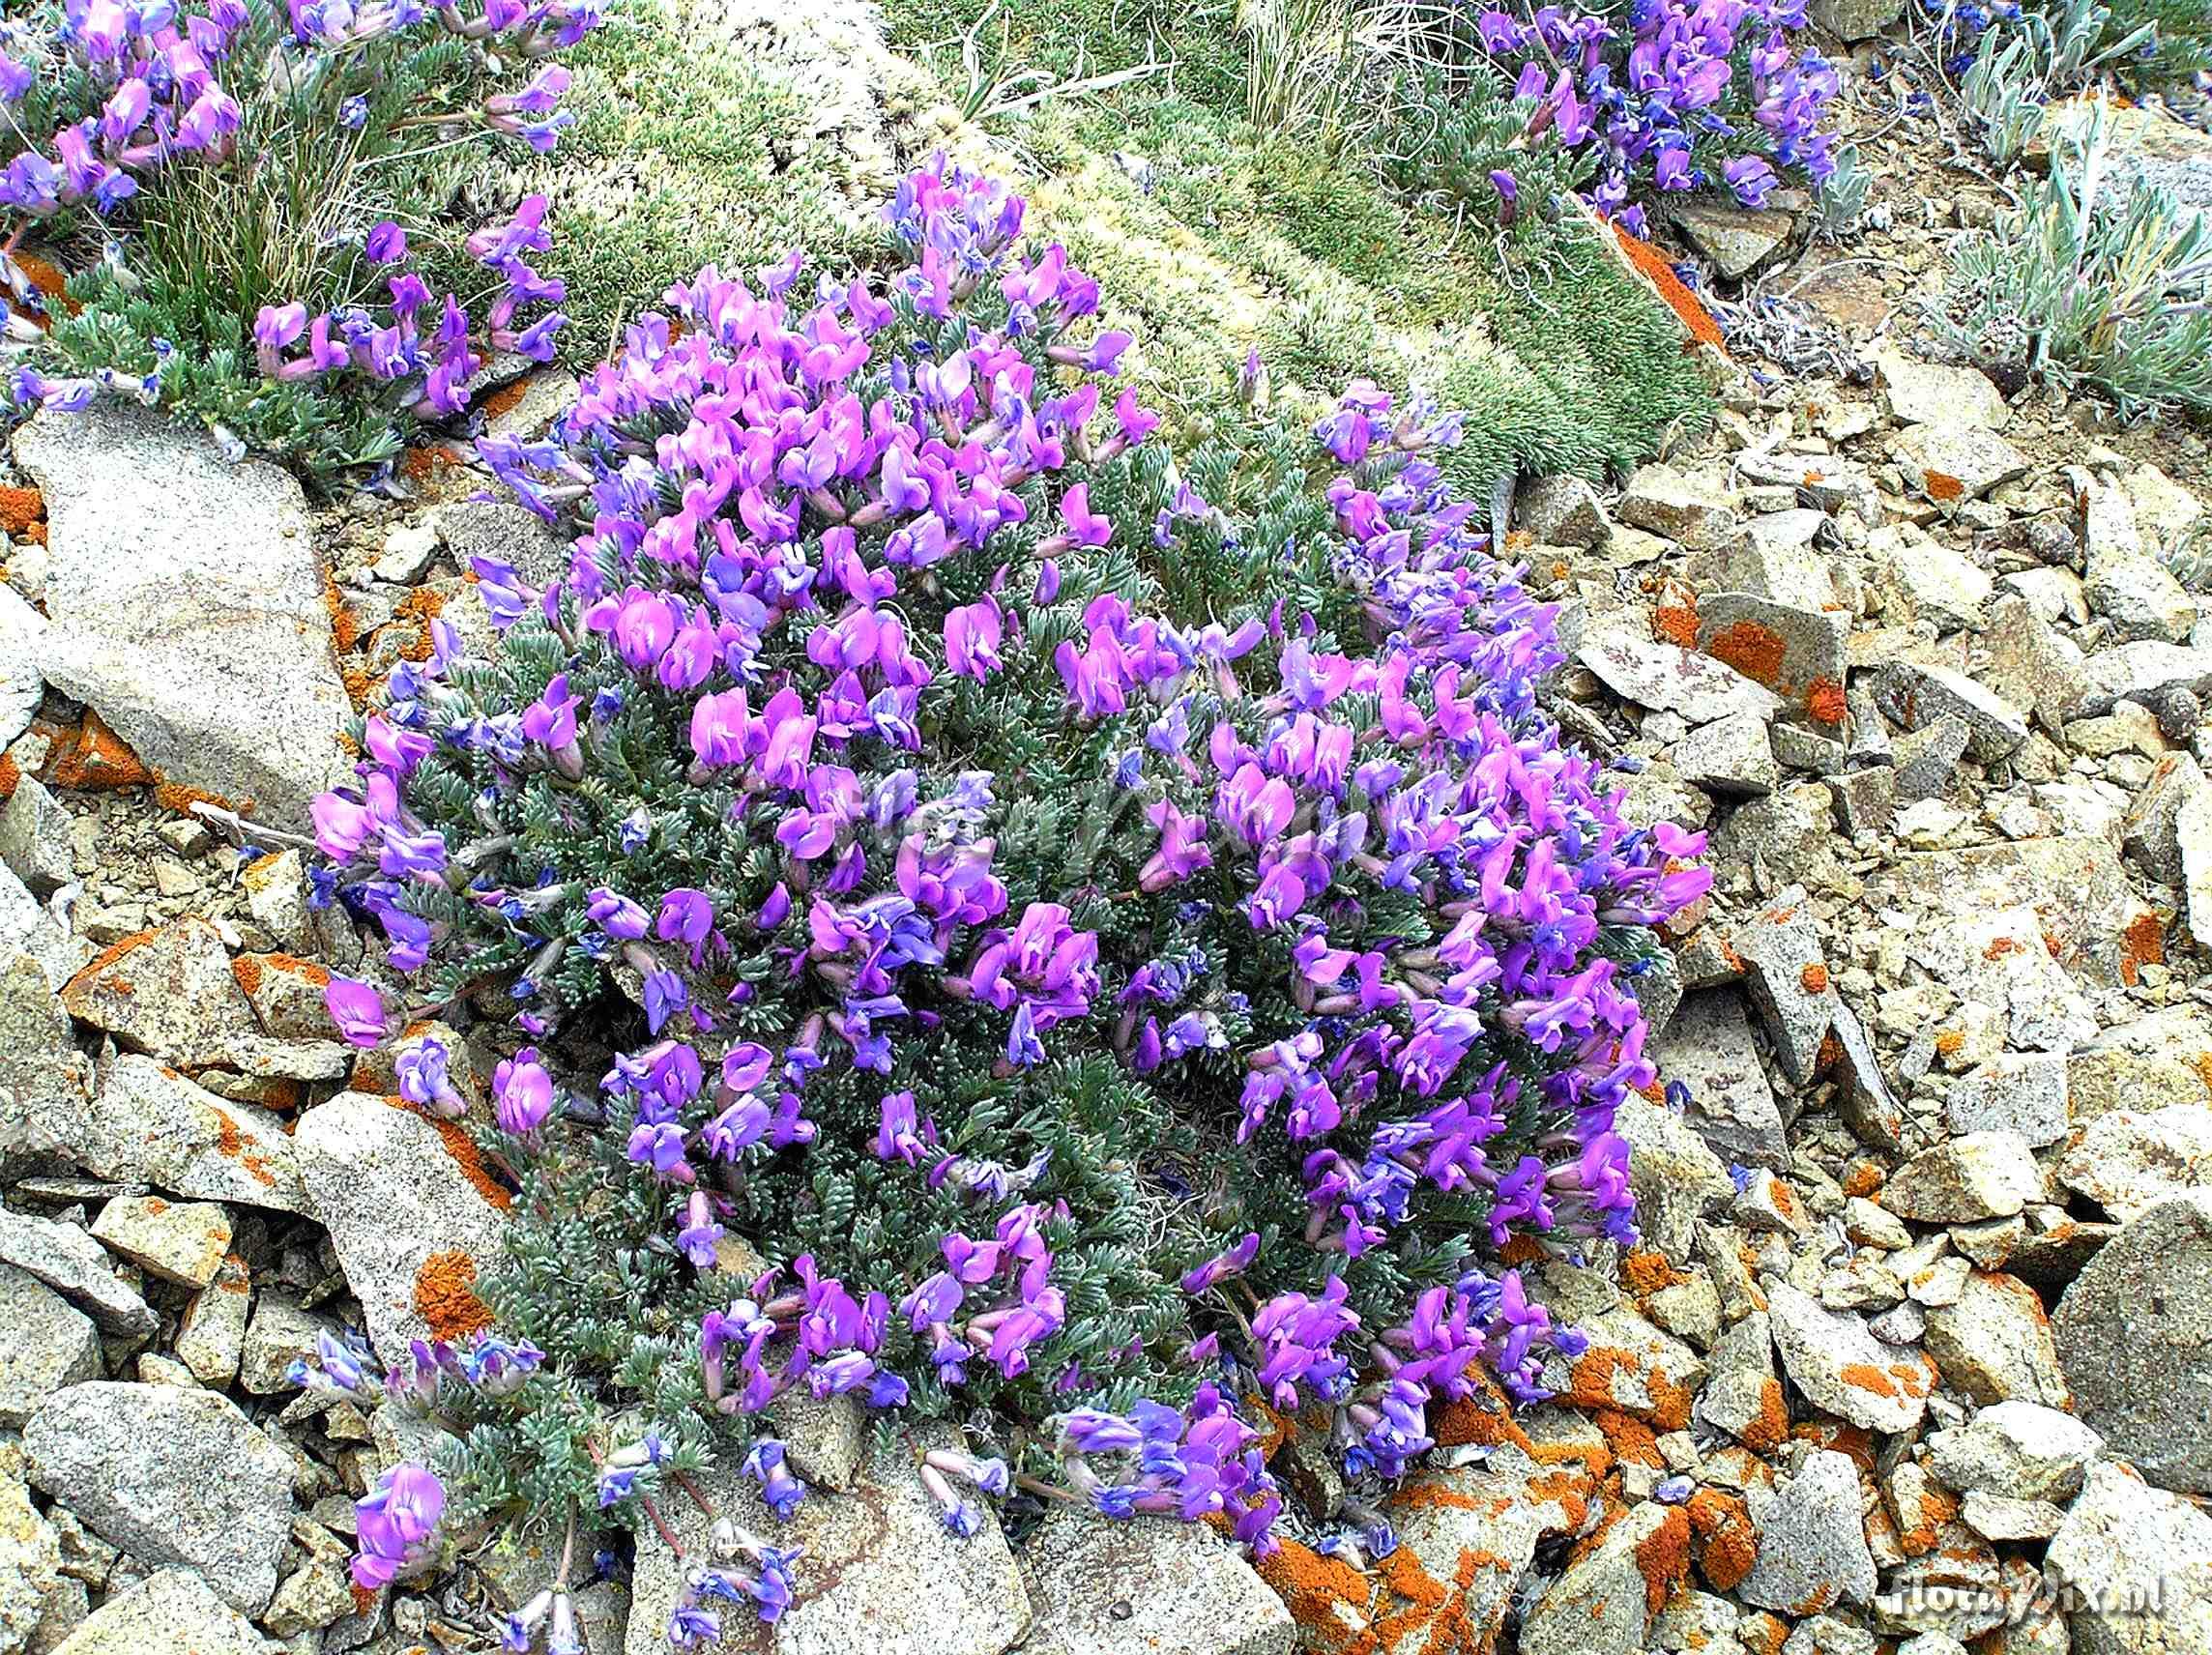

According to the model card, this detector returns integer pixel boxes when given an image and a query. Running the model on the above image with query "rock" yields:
[0,1208,155,1339]
[1580,625,1784,724]
[1714,782,1851,892]
[259,1554,355,1639]
[1521,1500,1688,1655]
[88,1196,229,1289]
[1832,766,1897,837]
[23,1383,295,1614]
[2079,639,2212,716]
[14,408,354,820]
[1874,346,2006,429]
[1876,529,1994,629]
[1832,1001,1907,1150]
[2044,1461,2212,1655]
[1516,475,1610,548]
[2182,786,2212,950]
[0,955,95,1176]
[0,1472,60,1655]
[1890,718,1969,800]
[0,589,42,751]
[1888,424,2028,504]
[1924,1401,2103,1501]
[1980,595,2093,735]
[58,917,257,1069]
[2084,481,2194,642]
[625,1438,1030,1655]
[2055,1105,2212,1221]
[0,780,72,899]
[294,1092,509,1366]
[1871,1522,2008,1641]
[1614,1093,1736,1265]
[1687,510,1837,605]
[1655,990,1790,1168]
[239,1292,327,1396]
[1961,1490,2064,1541]
[2122,751,2207,883]
[1881,1134,2043,1224]
[0,1265,101,1429]
[59,1057,306,1212]
[1922,1271,2069,1408]
[1732,891,1838,1089]
[1018,1509,1293,1655]
[174,1259,250,1387]
[1766,1282,1937,1433]
[1869,662,2030,763]
[1670,200,1794,280]
[1693,593,1849,717]
[2052,1191,2212,1495]
[0,867,81,993]
[41,1569,263,1655]
[1674,711,1780,797]
[1695,1310,1787,1452]
[1563,1307,1707,1430]
[1943,1055,2068,1148]
[1741,1450,1877,1615]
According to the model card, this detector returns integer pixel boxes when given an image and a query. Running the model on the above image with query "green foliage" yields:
[1935,101,2212,415]
[1372,66,1599,228]
[1959,0,2156,166]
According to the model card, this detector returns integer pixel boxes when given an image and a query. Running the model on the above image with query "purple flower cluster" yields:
[352,1462,445,1590]
[312,157,1709,1596]
[0,1,597,221]
[1475,0,1839,222]
[252,196,566,414]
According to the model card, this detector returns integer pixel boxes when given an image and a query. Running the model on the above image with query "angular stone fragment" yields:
[1889,423,2027,503]
[1732,890,1837,1089]
[1673,710,1780,797]
[2052,1191,2212,1495]
[625,1438,1030,1655]
[0,1207,156,1339]
[1580,625,1784,724]
[2122,751,2207,884]
[1766,1282,1936,1433]
[294,1092,509,1366]
[0,1265,101,1428]
[1655,990,1789,1169]
[23,1383,296,1615]
[2079,640,2212,716]
[1741,1450,1877,1615]
[2045,1461,2212,1655]
[89,1196,229,1289]
[1613,1094,1735,1265]
[62,1057,306,1212]
[1978,595,2093,735]
[59,917,256,1069]
[1922,1271,2069,1408]
[1618,463,1741,549]
[15,407,354,819]
[1874,346,2007,429]
[2055,1105,2212,1222]
[1924,1401,2103,1501]
[1694,593,1848,715]
[1877,529,1994,631]
[1868,662,2030,763]
[1020,1510,1293,1655]
[1943,1054,2068,1148]
[1881,1134,2043,1224]
[43,1569,265,1655]
[1522,1501,1688,1655]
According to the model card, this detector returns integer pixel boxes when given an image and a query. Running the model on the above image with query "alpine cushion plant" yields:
[0,0,598,477]
[295,159,1709,1643]
[1459,0,1841,230]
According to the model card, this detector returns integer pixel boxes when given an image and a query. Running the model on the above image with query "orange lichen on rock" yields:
[323,571,362,654]
[1254,1538,1376,1653]
[1923,470,1965,503]
[1806,677,1848,726]
[0,485,44,534]
[477,376,533,421]
[1793,1420,1876,1472]
[413,1248,495,1341]
[2119,911,2166,986]
[1612,223,1727,351]
[1567,1346,1695,1431]
[1621,1248,1688,1297]
[1799,963,1830,994]
[380,1094,512,1209]
[0,752,18,801]
[1705,620,1789,689]
[1633,1505,1693,1616]
[1592,1408,1666,1468]
[1687,1489,1759,1591]
[1840,1160,1883,1199]
[43,712,151,791]
[1652,588,1701,650]
[1934,1030,1966,1057]
[1740,1376,1789,1453]
[1431,1376,1539,1457]
[63,927,159,996]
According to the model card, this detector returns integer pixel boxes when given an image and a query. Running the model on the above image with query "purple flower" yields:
[365,220,409,264]
[326,976,387,1049]
[493,1047,555,1135]
[351,1463,444,1591]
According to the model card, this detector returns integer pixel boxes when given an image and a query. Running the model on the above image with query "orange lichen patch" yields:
[1705,620,1790,689]
[477,376,533,422]
[1254,1538,1376,1653]
[0,752,17,800]
[1984,935,2021,961]
[1740,1376,1789,1454]
[1633,1505,1693,1616]
[1495,1234,1545,1269]
[1799,963,1830,995]
[1687,1489,1759,1591]
[14,251,78,317]
[391,584,447,663]
[1613,223,1726,351]
[1922,470,1965,503]
[2119,911,2166,986]
[1432,1379,1538,1457]
[1621,1248,1688,1297]
[211,1113,282,1189]
[1736,1611,1790,1655]
[42,711,151,791]
[1894,1483,1959,1556]
[1841,1160,1883,1199]
[0,485,44,534]
[1792,1421,1876,1473]
[413,1248,495,1341]
[62,927,159,996]
[1806,677,1848,727]
[230,956,263,996]
[1653,596,1701,650]
[152,774,249,817]
[1566,1346,1694,1431]
[340,665,376,710]
[1591,1408,1665,1467]
[1934,1030,1966,1058]
[1248,1399,1295,1462]
[350,1581,380,1617]
[323,571,362,653]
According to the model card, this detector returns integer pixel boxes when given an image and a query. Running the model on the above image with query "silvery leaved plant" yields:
[290,159,1709,1650]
